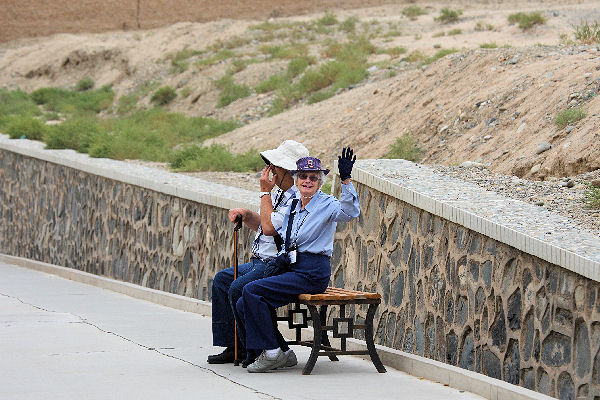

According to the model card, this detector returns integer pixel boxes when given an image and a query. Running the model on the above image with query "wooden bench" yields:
[277,287,387,375]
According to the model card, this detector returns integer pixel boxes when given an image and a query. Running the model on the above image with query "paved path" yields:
[0,261,485,400]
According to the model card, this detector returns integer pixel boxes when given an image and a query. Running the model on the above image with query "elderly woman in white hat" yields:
[208,140,308,366]
[236,148,360,372]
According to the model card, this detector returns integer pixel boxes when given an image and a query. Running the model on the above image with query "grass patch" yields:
[151,86,177,105]
[402,6,427,20]
[447,28,462,36]
[435,8,462,24]
[419,48,458,67]
[480,42,498,48]
[169,144,264,172]
[404,50,426,63]
[554,107,586,129]
[475,21,494,31]
[340,16,359,33]
[196,49,236,69]
[320,181,332,194]
[583,185,600,209]
[433,31,446,38]
[44,115,105,152]
[508,12,546,30]
[216,75,251,108]
[30,85,114,114]
[382,46,407,57]
[0,89,42,128]
[383,133,422,162]
[573,20,600,44]
[117,93,139,115]
[317,11,338,27]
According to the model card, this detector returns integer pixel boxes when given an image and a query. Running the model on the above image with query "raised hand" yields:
[338,147,356,181]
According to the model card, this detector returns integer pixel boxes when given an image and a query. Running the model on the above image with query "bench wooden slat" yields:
[298,287,381,301]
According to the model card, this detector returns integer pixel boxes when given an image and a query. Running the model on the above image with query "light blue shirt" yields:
[281,183,360,257]
[252,185,299,259]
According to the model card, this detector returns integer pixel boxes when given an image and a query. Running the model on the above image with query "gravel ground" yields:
[127,160,600,237]
[429,165,600,237]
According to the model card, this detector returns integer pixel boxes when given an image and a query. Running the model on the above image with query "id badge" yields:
[288,245,297,264]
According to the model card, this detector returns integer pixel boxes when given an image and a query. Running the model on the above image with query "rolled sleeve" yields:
[334,182,360,221]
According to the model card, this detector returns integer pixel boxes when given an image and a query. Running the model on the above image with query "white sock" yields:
[265,348,280,358]
[284,349,292,355]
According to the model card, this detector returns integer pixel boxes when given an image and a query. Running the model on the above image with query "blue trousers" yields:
[236,253,330,351]
[211,257,267,347]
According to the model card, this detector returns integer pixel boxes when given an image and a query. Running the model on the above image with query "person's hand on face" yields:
[296,172,320,198]
[260,165,276,192]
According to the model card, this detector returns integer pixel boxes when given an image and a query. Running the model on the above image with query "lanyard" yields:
[288,201,309,249]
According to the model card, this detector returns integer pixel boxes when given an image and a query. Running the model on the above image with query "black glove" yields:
[338,147,356,181]
[263,253,291,278]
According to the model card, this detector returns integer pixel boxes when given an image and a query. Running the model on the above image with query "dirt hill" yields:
[1,0,599,179]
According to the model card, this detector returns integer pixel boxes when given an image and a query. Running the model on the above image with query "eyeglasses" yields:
[297,173,320,182]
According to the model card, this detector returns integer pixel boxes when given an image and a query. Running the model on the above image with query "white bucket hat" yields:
[260,140,309,171]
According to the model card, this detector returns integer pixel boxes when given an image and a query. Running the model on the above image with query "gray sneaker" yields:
[279,349,298,368]
[247,349,287,373]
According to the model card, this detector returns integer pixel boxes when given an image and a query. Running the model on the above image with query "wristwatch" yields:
[259,191,271,198]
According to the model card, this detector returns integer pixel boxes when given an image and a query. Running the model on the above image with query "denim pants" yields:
[211,257,267,348]
[236,253,330,351]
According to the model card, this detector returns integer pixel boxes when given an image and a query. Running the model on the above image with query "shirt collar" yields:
[300,190,324,213]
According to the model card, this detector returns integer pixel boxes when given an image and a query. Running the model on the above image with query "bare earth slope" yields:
[211,45,600,178]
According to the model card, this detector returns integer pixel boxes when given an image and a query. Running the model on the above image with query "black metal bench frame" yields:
[277,292,387,375]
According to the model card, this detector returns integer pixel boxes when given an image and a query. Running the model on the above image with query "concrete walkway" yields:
[0,261,485,400]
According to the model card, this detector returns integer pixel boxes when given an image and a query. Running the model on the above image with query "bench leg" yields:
[365,304,387,373]
[320,305,339,362]
[302,305,321,375]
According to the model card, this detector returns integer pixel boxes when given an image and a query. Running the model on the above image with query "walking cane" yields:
[233,214,243,366]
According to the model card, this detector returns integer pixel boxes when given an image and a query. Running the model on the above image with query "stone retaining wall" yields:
[1,137,599,399]
[332,182,598,400]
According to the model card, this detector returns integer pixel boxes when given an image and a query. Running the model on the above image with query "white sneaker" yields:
[247,349,287,373]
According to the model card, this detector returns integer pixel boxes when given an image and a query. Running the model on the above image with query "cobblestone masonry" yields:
[0,149,254,302]
[1,137,600,399]
[331,180,600,400]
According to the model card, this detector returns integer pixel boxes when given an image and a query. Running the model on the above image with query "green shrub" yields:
[419,48,458,67]
[583,185,600,209]
[508,12,546,30]
[320,181,332,194]
[169,144,264,171]
[287,57,313,77]
[574,21,600,44]
[383,46,407,57]
[216,75,251,108]
[151,86,177,105]
[404,50,426,63]
[6,116,47,140]
[435,8,462,24]
[480,42,498,49]
[447,28,462,36]
[307,89,336,104]
[554,107,586,129]
[259,44,294,59]
[383,133,422,161]
[117,93,139,115]
[255,74,289,94]
[402,6,427,20]
[30,85,114,114]
[44,115,105,152]
[317,11,338,27]
[0,89,41,123]
[75,77,94,91]
[340,16,359,33]
[475,21,494,31]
